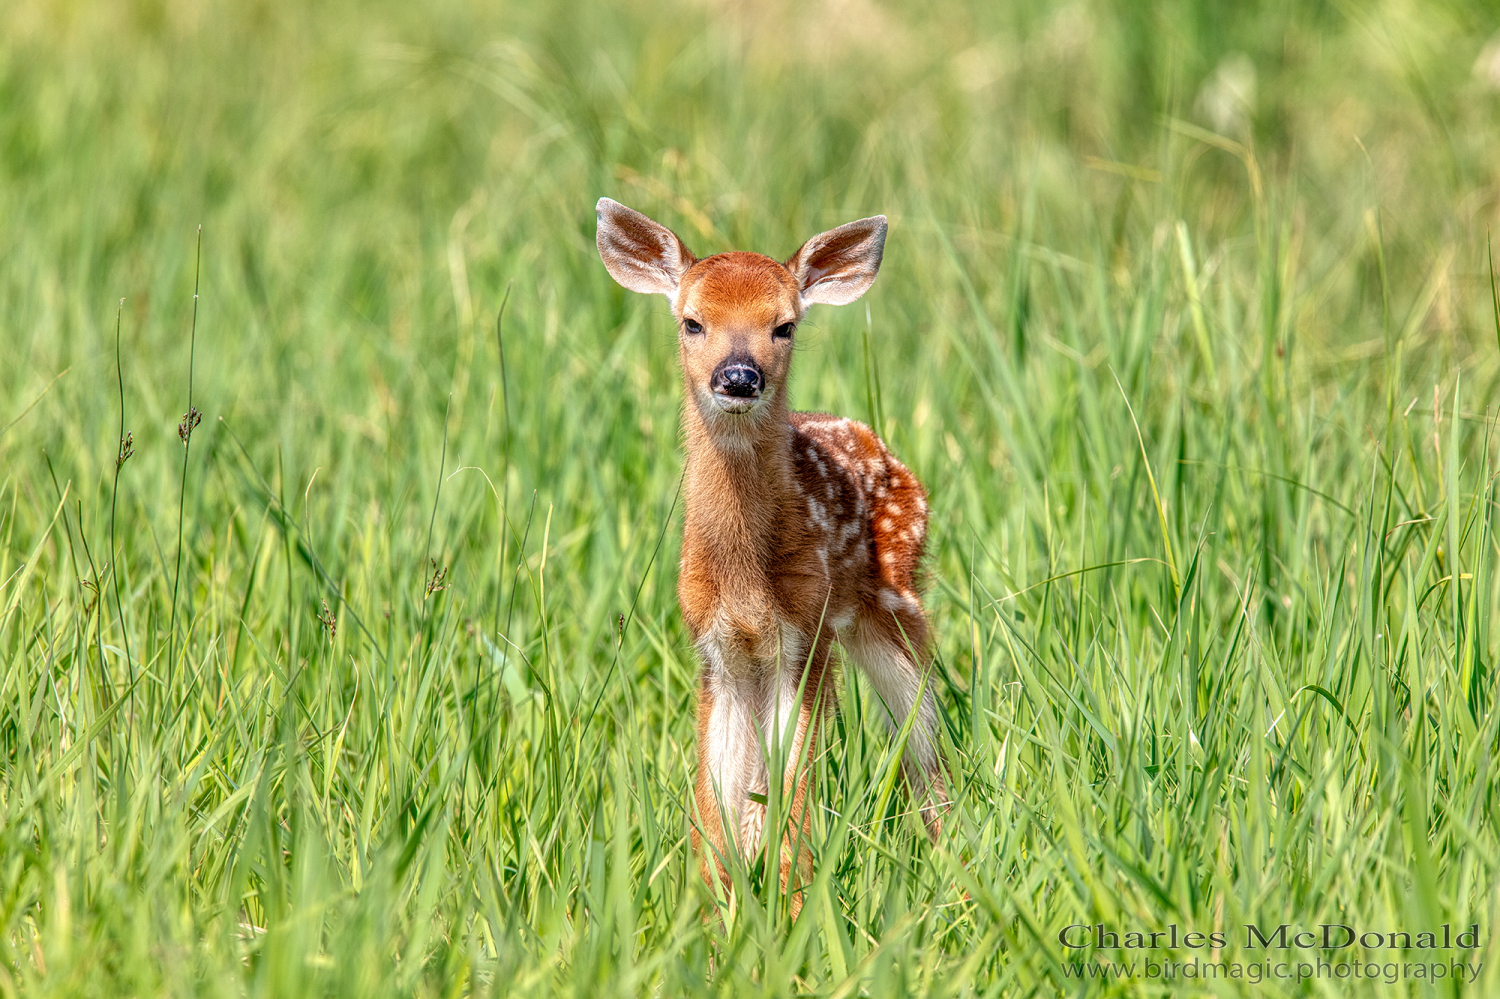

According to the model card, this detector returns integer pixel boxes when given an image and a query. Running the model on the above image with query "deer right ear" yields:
[595,198,696,299]
[786,215,887,307]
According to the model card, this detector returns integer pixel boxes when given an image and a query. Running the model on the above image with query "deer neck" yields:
[681,395,794,577]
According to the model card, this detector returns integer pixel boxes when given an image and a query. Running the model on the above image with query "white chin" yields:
[711,395,758,414]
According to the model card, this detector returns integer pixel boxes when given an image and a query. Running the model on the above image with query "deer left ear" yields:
[786,215,887,307]
[596,198,697,299]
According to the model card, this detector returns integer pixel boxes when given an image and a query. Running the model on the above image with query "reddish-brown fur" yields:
[595,199,946,917]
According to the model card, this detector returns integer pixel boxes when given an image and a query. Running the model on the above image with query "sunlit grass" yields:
[2,0,1499,995]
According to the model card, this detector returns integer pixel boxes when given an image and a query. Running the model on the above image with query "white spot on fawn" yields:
[837,519,860,548]
[807,496,831,531]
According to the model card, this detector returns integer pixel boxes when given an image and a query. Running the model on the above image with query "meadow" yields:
[2,0,1500,994]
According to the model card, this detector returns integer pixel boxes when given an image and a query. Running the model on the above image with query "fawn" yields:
[595,197,946,909]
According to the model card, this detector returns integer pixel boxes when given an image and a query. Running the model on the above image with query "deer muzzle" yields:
[709,359,764,412]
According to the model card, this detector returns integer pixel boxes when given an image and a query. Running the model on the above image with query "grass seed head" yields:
[317,599,337,643]
[424,558,448,598]
[79,575,100,617]
[177,406,202,446]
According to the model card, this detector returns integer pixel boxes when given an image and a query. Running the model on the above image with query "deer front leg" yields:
[694,671,767,892]
[766,665,820,916]
[694,662,824,916]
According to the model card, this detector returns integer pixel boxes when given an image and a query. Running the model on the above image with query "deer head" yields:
[595,198,887,433]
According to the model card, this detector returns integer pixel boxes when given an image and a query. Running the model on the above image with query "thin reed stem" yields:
[108,298,135,691]
[167,226,203,690]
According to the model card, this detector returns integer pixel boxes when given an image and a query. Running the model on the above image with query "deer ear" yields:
[786,215,887,307]
[595,198,696,298]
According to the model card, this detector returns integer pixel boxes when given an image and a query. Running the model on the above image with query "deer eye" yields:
[683,318,704,335]
[772,322,796,340]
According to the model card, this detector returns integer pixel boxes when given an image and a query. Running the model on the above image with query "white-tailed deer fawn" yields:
[595,197,946,912]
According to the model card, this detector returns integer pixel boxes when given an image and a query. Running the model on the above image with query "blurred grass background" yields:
[2,0,1500,995]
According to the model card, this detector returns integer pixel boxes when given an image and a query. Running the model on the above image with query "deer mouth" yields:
[710,390,760,414]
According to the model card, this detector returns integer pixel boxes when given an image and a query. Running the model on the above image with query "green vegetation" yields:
[3,0,1499,994]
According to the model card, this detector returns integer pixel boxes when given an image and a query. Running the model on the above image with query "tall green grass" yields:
[2,0,1499,994]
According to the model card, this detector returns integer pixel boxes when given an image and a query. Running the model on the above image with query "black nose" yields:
[712,363,763,398]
